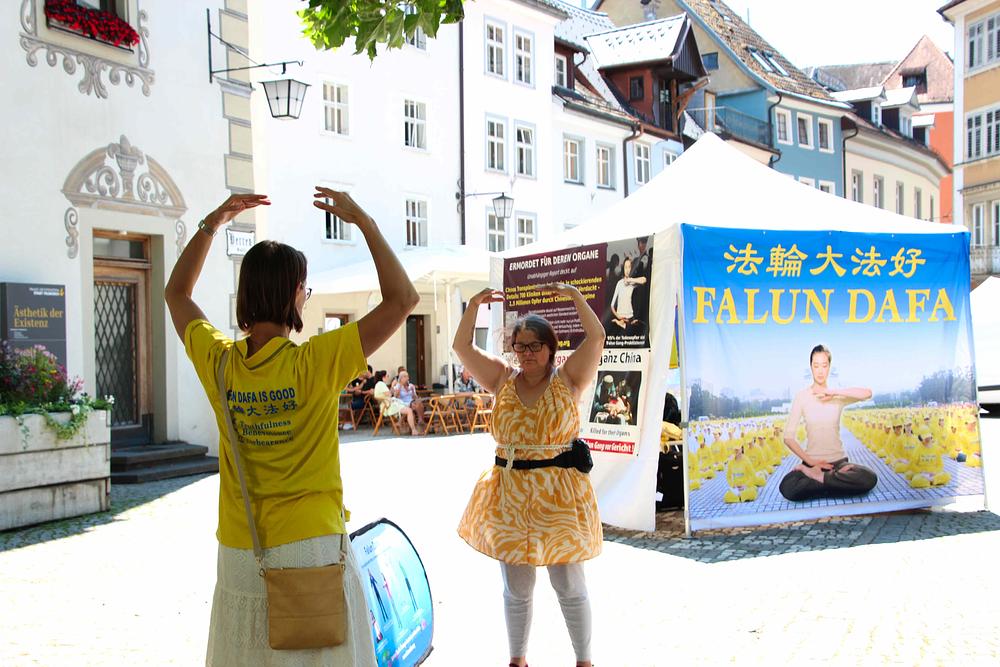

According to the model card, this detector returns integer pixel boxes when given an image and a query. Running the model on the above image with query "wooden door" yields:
[405,315,426,386]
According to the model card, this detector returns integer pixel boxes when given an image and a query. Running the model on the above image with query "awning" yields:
[308,245,493,295]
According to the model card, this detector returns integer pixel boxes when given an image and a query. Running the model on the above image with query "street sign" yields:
[226,229,255,257]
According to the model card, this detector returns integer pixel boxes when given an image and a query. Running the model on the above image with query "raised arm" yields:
[821,387,873,404]
[452,288,509,395]
[313,188,419,358]
[539,283,605,401]
[165,194,270,339]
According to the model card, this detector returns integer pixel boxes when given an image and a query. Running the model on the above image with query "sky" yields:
[694,0,955,67]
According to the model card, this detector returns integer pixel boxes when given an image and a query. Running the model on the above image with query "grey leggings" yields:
[500,561,592,662]
[779,457,877,501]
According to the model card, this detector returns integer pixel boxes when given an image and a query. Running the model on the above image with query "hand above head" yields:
[471,288,505,307]
[312,187,373,227]
[204,193,270,229]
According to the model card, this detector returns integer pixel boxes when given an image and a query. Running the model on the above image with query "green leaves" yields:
[299,0,466,61]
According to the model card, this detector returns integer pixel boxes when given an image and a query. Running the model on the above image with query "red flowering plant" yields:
[1,342,112,440]
[44,0,140,48]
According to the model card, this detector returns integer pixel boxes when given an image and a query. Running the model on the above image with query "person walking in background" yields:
[452,283,605,667]
[165,187,418,666]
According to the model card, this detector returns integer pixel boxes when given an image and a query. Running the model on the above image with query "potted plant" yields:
[0,342,113,530]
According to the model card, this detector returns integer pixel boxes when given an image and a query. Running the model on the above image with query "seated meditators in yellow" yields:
[909,430,951,488]
[893,419,921,478]
[451,284,604,667]
[779,345,878,502]
[723,446,758,503]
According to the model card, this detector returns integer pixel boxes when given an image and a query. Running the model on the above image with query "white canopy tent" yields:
[495,133,967,532]
[971,277,1000,408]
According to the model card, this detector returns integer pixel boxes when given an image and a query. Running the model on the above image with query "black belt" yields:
[495,449,576,470]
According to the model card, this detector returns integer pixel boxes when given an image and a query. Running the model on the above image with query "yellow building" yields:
[940,0,1000,285]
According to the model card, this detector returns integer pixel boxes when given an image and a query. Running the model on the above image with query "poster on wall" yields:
[503,236,655,456]
[680,224,984,530]
[0,283,67,367]
[351,519,433,667]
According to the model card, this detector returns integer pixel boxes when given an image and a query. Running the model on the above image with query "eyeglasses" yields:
[512,341,544,353]
[305,287,313,301]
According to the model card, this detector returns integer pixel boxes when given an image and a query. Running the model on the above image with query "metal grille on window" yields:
[94,281,138,427]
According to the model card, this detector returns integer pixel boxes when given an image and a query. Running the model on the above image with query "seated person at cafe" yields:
[454,366,483,409]
[393,370,426,425]
[348,365,374,410]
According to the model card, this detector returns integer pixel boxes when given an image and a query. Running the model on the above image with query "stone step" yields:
[111,456,219,484]
[111,443,209,471]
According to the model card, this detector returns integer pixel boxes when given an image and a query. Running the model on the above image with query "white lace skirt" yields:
[206,534,377,667]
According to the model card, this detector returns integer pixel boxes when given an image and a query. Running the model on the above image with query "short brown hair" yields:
[511,314,558,368]
[236,241,307,333]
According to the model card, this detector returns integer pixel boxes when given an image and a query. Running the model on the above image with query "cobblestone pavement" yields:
[2,419,998,665]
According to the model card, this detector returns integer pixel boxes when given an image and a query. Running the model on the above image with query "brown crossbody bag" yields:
[216,349,348,650]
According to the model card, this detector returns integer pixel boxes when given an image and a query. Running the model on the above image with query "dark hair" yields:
[367,364,373,373]
[375,370,388,382]
[236,241,307,333]
[810,344,832,364]
[511,314,558,368]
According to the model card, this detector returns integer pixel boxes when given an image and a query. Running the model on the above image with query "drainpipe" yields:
[458,22,467,245]
[766,91,783,168]
[841,118,859,200]
[623,122,642,197]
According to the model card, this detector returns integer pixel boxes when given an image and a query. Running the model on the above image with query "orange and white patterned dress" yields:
[457,369,603,565]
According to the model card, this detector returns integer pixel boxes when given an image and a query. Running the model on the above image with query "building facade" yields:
[941,0,1000,284]
[3,0,256,456]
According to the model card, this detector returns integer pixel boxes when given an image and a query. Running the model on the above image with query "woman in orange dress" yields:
[452,283,605,667]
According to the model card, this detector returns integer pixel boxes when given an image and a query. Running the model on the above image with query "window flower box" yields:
[43,0,139,50]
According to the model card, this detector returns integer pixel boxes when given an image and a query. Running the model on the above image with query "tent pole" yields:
[446,281,455,393]
[677,232,692,539]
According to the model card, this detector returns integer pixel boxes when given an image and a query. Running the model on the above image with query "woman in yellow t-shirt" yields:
[164,189,418,666]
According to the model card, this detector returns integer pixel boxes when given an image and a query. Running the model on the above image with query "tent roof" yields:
[501,133,964,257]
[310,246,492,295]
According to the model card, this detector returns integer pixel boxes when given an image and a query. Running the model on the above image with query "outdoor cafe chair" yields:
[470,394,494,433]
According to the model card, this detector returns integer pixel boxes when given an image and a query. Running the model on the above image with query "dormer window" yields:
[902,69,927,94]
[872,103,882,127]
[900,115,912,138]
[629,76,644,101]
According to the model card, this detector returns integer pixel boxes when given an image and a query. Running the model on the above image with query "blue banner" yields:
[351,519,433,666]
[680,225,984,530]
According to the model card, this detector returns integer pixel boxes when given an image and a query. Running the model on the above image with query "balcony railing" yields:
[971,246,1000,275]
[687,106,773,149]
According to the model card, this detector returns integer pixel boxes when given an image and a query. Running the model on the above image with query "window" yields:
[487,212,505,252]
[515,214,536,246]
[403,100,426,149]
[554,54,567,87]
[596,143,615,189]
[486,117,506,172]
[872,103,882,127]
[764,53,789,76]
[818,180,834,194]
[563,136,582,183]
[968,19,985,69]
[403,5,427,49]
[702,52,719,70]
[324,314,349,332]
[896,182,905,215]
[900,115,912,138]
[663,150,677,168]
[873,175,884,209]
[798,177,815,187]
[748,48,774,73]
[972,203,985,246]
[993,201,1000,245]
[930,195,936,222]
[914,188,922,220]
[322,82,348,135]
[797,113,813,149]
[963,108,1000,160]
[988,109,1000,156]
[405,198,428,247]
[775,109,792,145]
[514,31,533,85]
[485,21,505,77]
[851,170,863,203]
[902,70,927,93]
[323,197,351,241]
[817,118,833,153]
[635,144,650,184]
[515,123,535,177]
[629,76,644,101]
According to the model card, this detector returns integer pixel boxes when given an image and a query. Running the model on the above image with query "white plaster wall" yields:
[1,0,237,448]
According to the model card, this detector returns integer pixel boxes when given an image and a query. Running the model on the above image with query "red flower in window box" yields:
[44,0,140,48]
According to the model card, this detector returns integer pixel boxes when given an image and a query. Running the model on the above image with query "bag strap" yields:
[215,348,267,576]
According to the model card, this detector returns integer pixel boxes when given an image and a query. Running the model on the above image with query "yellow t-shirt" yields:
[184,319,366,549]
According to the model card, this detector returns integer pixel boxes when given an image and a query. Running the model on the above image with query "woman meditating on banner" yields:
[452,283,604,667]
[779,344,878,502]
[165,188,418,665]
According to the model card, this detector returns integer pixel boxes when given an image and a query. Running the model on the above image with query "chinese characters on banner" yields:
[503,237,655,455]
[681,225,983,530]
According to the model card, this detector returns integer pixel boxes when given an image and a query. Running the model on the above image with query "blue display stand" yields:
[351,519,433,666]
